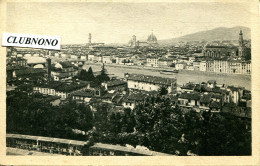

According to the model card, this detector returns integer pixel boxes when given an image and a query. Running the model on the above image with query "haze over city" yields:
[7,2,252,44]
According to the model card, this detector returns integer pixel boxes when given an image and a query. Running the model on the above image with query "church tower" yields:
[89,33,92,44]
[239,30,244,47]
[238,30,246,57]
[132,35,136,47]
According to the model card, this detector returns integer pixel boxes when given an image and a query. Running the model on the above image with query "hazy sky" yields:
[6,2,252,44]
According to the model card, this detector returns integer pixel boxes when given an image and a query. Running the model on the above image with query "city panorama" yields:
[6,2,251,156]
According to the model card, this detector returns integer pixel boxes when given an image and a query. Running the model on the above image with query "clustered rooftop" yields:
[126,73,176,86]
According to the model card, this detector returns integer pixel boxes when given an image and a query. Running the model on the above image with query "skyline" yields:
[7,2,253,44]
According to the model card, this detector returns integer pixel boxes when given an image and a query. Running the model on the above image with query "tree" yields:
[244,48,251,61]
[134,96,185,154]
[78,67,96,81]
[196,111,251,156]
[76,104,94,134]
[159,85,168,96]
[87,67,95,81]
[96,64,110,83]
[78,69,88,81]
[94,103,110,132]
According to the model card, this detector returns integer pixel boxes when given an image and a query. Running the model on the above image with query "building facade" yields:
[146,56,158,67]
[124,73,177,93]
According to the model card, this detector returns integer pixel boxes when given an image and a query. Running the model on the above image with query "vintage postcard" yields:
[0,0,259,165]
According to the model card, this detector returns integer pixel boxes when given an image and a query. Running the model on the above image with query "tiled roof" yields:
[33,95,61,103]
[228,86,244,91]
[102,92,116,99]
[59,61,73,68]
[205,45,228,48]
[6,66,26,71]
[181,82,195,90]
[10,57,27,61]
[71,90,94,97]
[123,92,149,102]
[56,72,72,78]
[106,79,127,87]
[35,81,88,92]
[211,93,222,99]
[147,56,158,59]
[112,94,123,104]
[127,74,176,86]
[209,101,221,109]
[15,68,46,76]
[200,94,212,104]
[179,92,200,100]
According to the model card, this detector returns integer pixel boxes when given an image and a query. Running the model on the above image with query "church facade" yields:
[203,30,248,59]
[128,32,159,47]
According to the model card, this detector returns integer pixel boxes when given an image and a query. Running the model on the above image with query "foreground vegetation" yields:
[7,91,251,156]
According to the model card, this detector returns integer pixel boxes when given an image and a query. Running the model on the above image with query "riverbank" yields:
[84,62,251,90]
[85,62,251,77]
[85,62,162,71]
[178,69,251,77]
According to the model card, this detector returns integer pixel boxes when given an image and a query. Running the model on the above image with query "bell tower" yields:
[89,33,92,44]
[238,30,246,57]
[239,30,244,47]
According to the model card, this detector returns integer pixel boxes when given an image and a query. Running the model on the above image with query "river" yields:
[83,63,251,90]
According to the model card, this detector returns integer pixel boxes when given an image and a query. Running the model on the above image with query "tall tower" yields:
[137,40,140,47]
[132,35,136,47]
[89,33,92,44]
[238,30,246,57]
[46,58,52,80]
[239,30,244,47]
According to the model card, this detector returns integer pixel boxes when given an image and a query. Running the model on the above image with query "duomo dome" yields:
[147,32,157,43]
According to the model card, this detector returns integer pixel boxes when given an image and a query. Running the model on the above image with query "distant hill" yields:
[158,26,251,45]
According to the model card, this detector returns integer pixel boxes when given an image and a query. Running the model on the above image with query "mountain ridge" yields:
[158,26,251,45]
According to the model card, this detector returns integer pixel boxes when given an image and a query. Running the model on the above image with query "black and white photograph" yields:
[2,0,259,163]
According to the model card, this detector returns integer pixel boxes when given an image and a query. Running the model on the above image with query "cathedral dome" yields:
[147,32,157,43]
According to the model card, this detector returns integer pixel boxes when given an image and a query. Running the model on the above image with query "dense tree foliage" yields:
[7,90,251,156]
[78,67,95,81]
[133,96,251,155]
[134,96,185,154]
[7,92,93,140]
[77,66,110,85]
